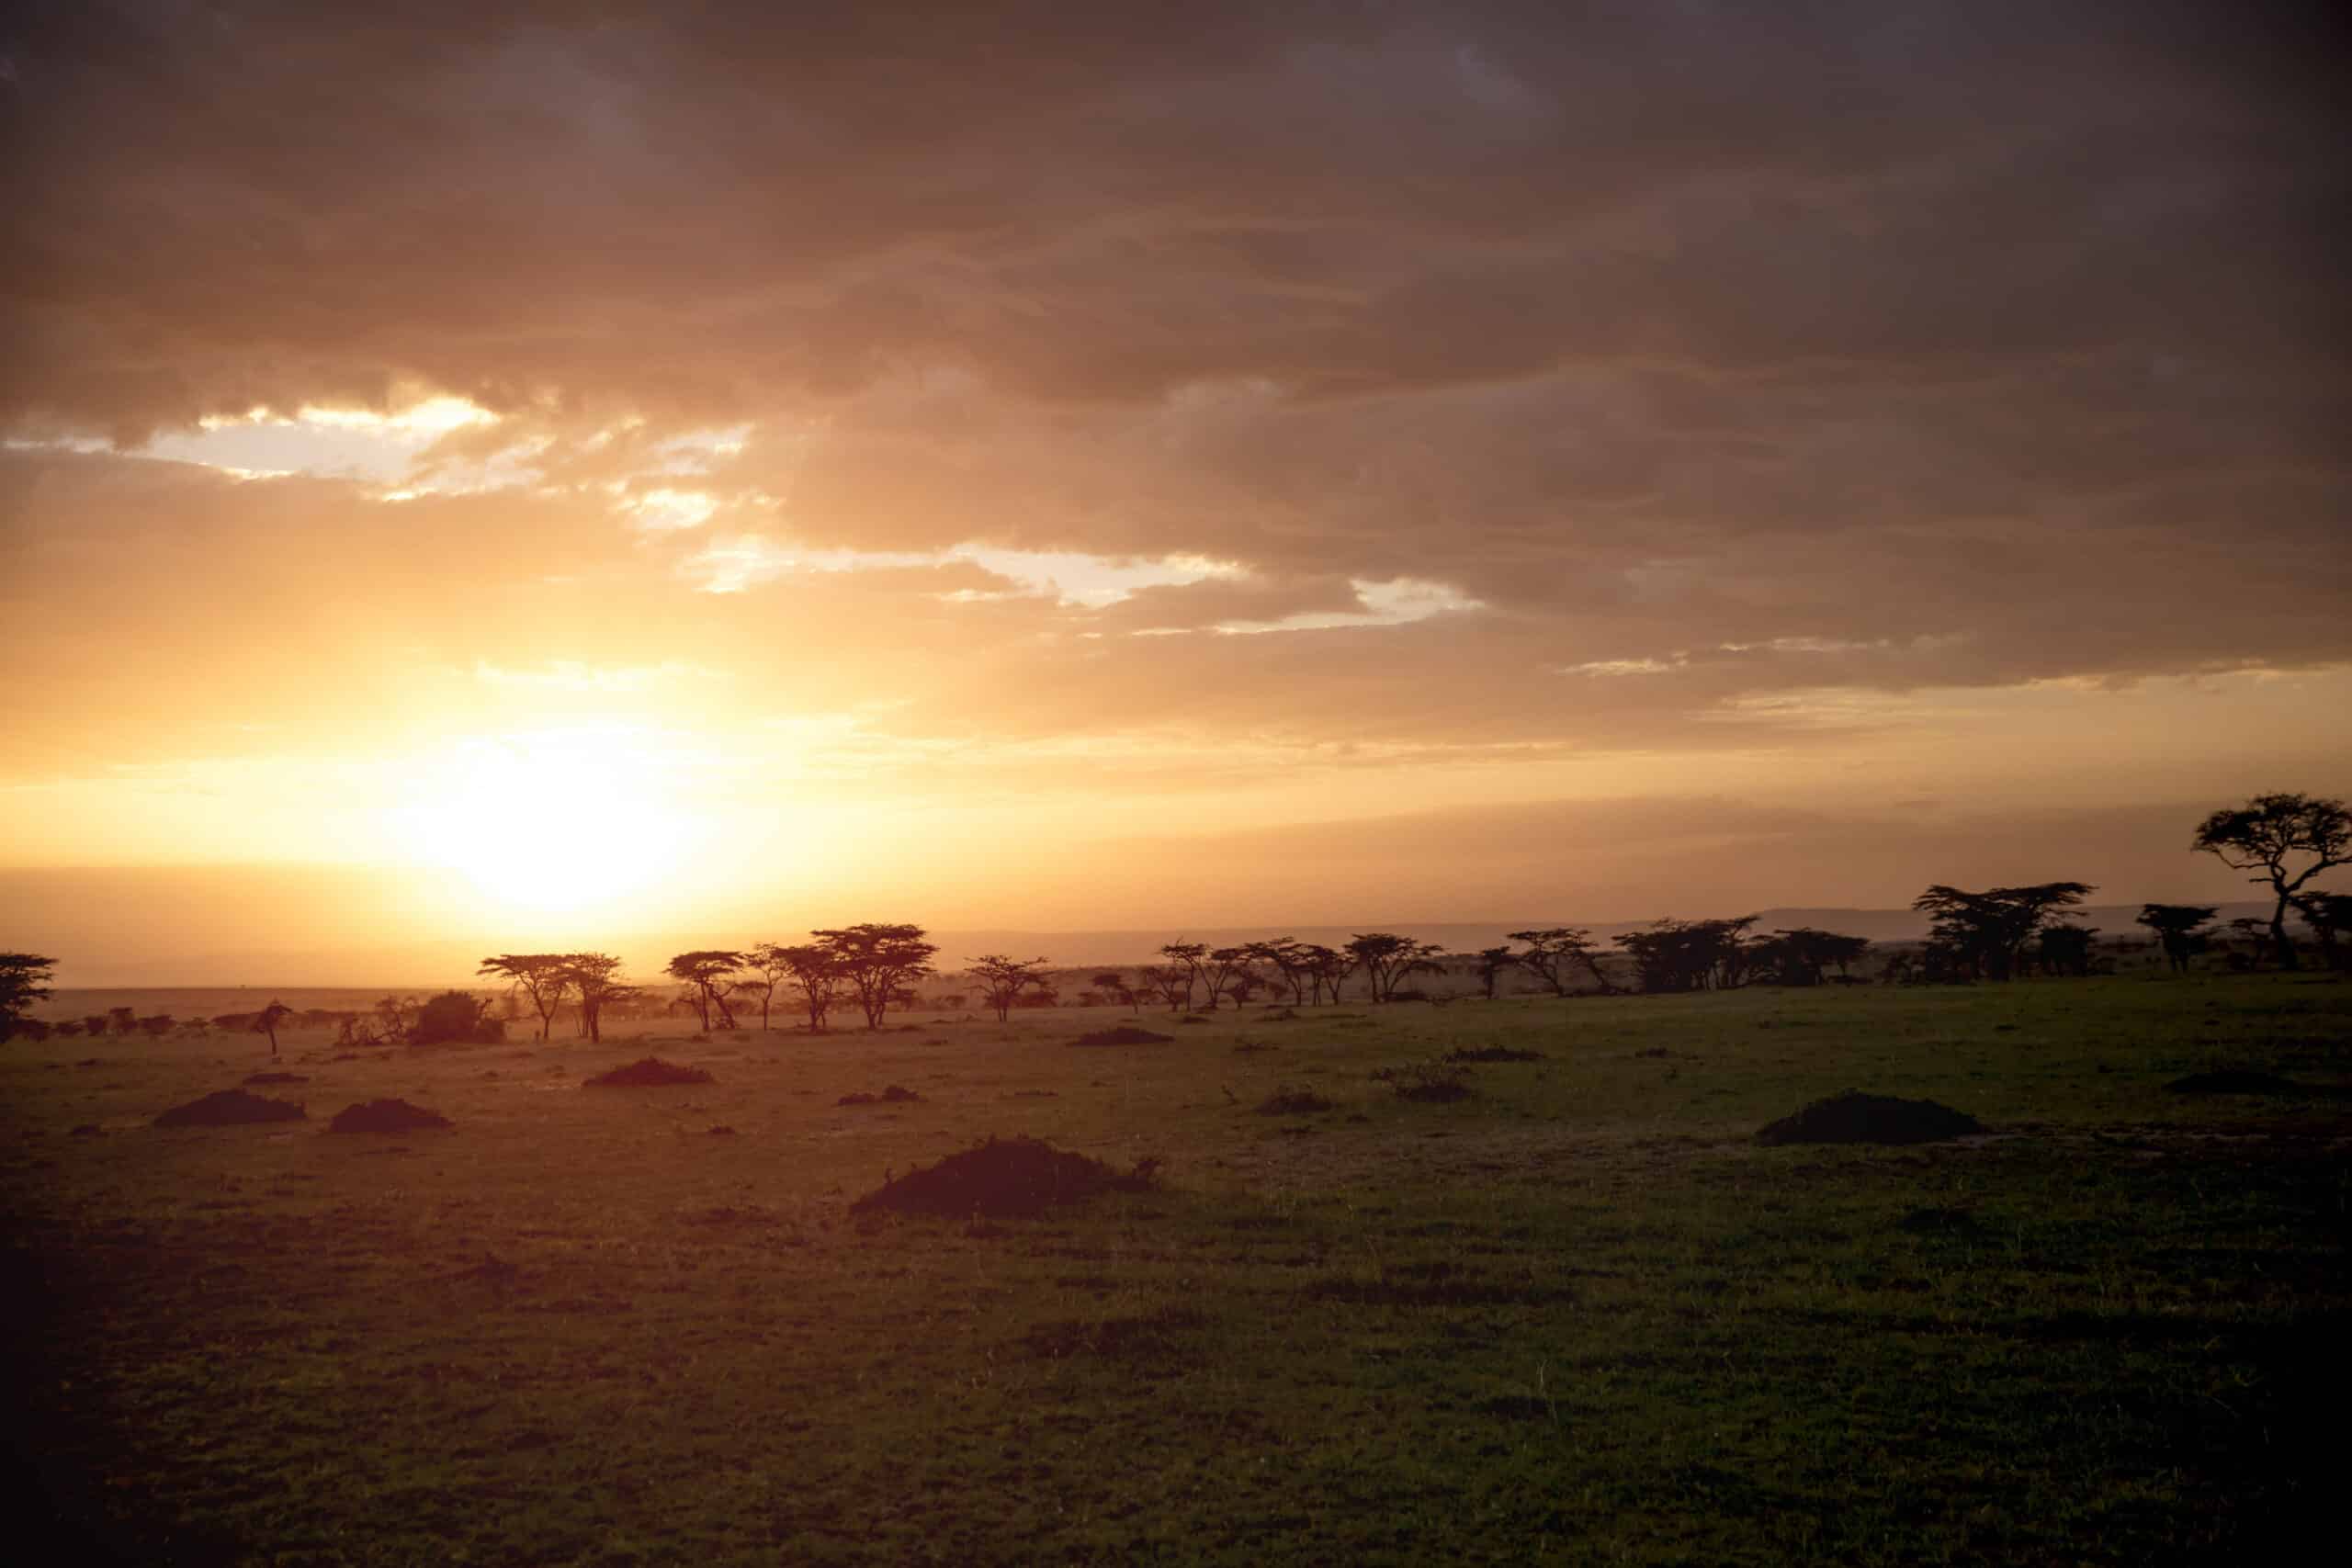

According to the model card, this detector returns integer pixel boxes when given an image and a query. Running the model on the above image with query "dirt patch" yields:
[1071,1025,1173,1047]
[243,1071,309,1085]
[838,1085,922,1106]
[852,1136,1160,1218]
[1258,1086,1334,1114]
[154,1089,306,1128]
[2165,1070,2306,1095]
[1756,1090,1984,1145]
[1447,1046,1544,1064]
[583,1057,714,1088]
[327,1098,452,1134]
[707,1124,739,1136]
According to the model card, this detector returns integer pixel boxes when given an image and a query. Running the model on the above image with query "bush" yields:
[1372,1061,1473,1102]
[410,990,503,1046]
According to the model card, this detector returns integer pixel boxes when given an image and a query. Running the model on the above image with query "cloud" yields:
[2,2,2346,908]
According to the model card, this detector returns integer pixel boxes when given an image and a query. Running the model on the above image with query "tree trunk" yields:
[2271,897,2299,970]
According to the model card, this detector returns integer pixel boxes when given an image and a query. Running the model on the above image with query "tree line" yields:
[2,793,2342,1044]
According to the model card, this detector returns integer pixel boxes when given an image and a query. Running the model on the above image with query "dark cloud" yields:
[3,0,2346,757]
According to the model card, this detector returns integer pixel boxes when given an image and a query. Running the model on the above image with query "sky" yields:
[2,2,2346,983]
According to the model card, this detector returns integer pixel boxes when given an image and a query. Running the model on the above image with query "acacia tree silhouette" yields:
[1508,928,1615,995]
[1911,885,2093,982]
[813,924,936,1030]
[1156,942,1207,1011]
[969,954,1054,1021]
[2192,794,2351,971]
[665,951,746,1032]
[254,998,292,1058]
[0,953,55,1043]
[2291,891,2352,970]
[1474,945,1519,998]
[1344,933,1443,1001]
[478,953,572,1041]
[2135,904,2218,974]
[560,953,629,1043]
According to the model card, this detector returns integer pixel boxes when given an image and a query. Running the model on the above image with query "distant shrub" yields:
[409,990,504,1046]
[1372,1061,1473,1102]
[1257,1086,1334,1115]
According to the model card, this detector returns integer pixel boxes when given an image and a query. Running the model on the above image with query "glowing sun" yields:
[390,734,694,916]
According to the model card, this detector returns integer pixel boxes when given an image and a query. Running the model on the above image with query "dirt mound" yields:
[1071,1025,1173,1047]
[154,1089,305,1128]
[1756,1090,1983,1145]
[2165,1070,2304,1095]
[327,1099,452,1134]
[243,1071,309,1085]
[852,1136,1159,1218]
[838,1085,922,1106]
[583,1057,714,1088]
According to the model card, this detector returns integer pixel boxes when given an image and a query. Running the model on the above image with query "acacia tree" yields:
[254,999,292,1059]
[1910,884,2093,982]
[560,953,630,1043]
[0,953,56,1043]
[1199,946,1255,1010]
[2035,923,2099,977]
[1473,945,1519,999]
[1136,964,1185,1012]
[757,942,843,1032]
[741,943,804,1031]
[2135,903,2218,974]
[1091,970,1141,1012]
[664,950,746,1032]
[814,924,938,1030]
[1156,942,1207,1011]
[2192,794,2351,971]
[1344,933,1443,1002]
[1301,944,1354,1004]
[1611,918,1763,993]
[1763,928,1871,987]
[969,954,1054,1021]
[1508,928,1615,996]
[479,953,574,1041]
[2291,891,2352,971]
[1241,940,1309,1006]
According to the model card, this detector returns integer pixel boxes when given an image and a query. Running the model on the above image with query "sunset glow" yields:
[4,11,2348,1562]
[0,3,2343,987]
[388,734,698,919]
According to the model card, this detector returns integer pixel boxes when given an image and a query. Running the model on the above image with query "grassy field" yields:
[4,974,2346,1564]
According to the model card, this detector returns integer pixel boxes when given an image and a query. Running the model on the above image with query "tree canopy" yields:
[1911,884,2093,982]
[2193,794,2351,969]
[664,950,747,1032]
[812,924,937,1030]
[478,953,573,1040]
[1,953,58,1042]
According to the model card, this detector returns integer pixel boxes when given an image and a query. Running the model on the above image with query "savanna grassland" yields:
[5,976,2347,1565]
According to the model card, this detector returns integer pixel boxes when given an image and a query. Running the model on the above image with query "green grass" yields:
[5,974,2346,1563]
